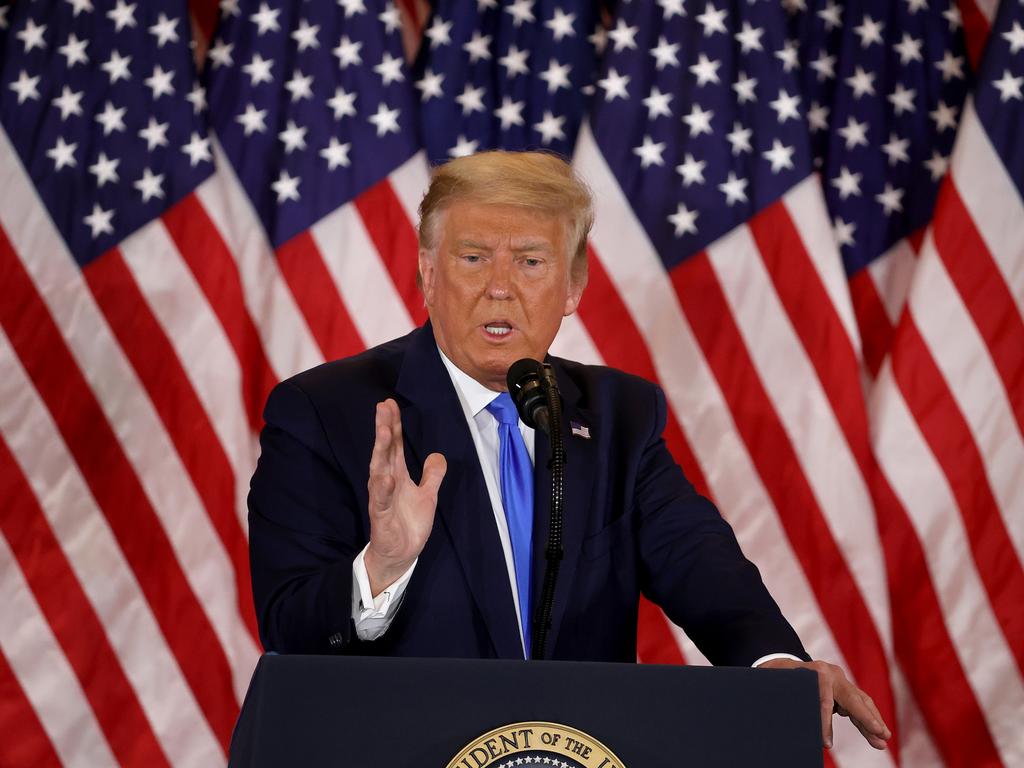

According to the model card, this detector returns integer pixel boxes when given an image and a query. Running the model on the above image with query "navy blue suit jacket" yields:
[248,322,807,664]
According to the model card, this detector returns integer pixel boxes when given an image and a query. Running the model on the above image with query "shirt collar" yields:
[437,346,503,418]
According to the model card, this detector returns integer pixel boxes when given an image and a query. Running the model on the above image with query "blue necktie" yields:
[486,392,533,657]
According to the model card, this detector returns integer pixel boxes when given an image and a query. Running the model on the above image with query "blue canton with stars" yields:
[972,0,1024,203]
[414,0,600,165]
[0,0,212,267]
[204,0,419,249]
[590,0,814,274]
[788,0,972,276]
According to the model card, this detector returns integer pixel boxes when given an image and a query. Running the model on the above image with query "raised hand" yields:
[363,399,447,596]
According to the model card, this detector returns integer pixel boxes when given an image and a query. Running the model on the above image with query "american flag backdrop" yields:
[0,0,1020,764]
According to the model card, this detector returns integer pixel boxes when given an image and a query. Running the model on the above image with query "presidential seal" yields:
[446,721,627,768]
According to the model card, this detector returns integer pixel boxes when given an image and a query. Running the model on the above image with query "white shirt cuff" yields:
[351,544,417,642]
[751,652,803,667]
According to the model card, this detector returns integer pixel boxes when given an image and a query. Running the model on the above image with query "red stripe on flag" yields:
[578,246,710,498]
[635,597,687,665]
[934,181,1024,436]
[188,0,219,49]
[907,229,925,255]
[83,249,259,645]
[0,650,62,768]
[0,438,170,767]
[277,230,365,362]
[958,0,991,71]
[162,193,278,431]
[748,205,897,738]
[749,203,1004,763]
[395,0,425,27]
[875,474,1004,766]
[671,253,889,715]
[848,268,895,378]
[891,316,1024,675]
[354,178,429,326]
[0,231,235,752]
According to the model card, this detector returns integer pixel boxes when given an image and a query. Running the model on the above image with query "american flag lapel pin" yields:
[570,421,591,439]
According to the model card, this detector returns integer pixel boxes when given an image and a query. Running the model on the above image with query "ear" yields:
[562,276,586,317]
[418,249,436,306]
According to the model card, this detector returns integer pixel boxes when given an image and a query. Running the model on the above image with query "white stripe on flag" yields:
[310,202,416,347]
[867,238,918,327]
[912,233,1024,556]
[550,312,604,366]
[389,150,432,229]
[0,129,252,711]
[579,124,851,667]
[118,219,263,701]
[784,177,863,354]
[201,139,325,381]
[120,218,259,497]
[870,362,1024,764]
[0,534,118,767]
[0,326,224,767]
[891,665,945,768]
[707,222,892,645]
[953,101,1024,320]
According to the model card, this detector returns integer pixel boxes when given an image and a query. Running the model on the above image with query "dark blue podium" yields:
[229,655,823,767]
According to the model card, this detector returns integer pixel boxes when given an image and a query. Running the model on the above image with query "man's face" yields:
[420,201,584,391]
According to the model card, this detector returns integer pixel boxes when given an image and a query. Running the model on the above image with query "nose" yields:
[485,253,513,300]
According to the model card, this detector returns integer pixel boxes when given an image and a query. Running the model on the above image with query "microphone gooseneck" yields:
[506,359,565,661]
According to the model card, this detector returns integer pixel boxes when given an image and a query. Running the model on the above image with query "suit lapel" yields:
[395,323,523,659]
[531,362,597,659]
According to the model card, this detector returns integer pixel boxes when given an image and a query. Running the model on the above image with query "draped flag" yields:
[0,0,1021,766]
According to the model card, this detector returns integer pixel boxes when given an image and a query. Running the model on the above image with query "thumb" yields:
[420,452,447,497]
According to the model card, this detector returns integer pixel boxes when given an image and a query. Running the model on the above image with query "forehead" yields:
[439,201,566,248]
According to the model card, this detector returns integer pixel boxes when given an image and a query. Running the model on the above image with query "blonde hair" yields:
[418,151,593,285]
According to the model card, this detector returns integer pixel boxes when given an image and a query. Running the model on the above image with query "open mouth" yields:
[483,321,514,338]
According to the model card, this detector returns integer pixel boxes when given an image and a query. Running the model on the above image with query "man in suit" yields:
[248,151,890,751]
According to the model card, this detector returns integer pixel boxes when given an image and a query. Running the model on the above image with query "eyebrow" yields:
[455,239,554,253]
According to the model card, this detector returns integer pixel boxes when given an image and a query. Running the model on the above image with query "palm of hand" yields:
[365,399,447,592]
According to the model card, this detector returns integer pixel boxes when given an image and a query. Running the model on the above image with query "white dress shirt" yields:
[350,349,799,667]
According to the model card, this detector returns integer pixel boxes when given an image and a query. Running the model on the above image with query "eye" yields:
[523,257,542,267]
[462,253,482,263]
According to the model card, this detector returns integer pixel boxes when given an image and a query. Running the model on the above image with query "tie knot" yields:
[486,392,520,426]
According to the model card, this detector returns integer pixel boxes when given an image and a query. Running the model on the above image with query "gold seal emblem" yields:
[446,721,626,768]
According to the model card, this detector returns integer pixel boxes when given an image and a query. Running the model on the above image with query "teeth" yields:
[485,325,511,336]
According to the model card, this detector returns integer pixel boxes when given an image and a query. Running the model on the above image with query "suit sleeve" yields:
[248,380,368,654]
[636,385,810,666]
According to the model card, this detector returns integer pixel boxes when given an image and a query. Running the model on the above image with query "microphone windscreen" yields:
[506,358,544,392]
[506,358,549,433]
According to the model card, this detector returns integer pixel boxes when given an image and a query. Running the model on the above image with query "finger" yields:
[381,399,408,476]
[420,452,448,498]
[849,715,890,750]
[368,403,394,514]
[818,670,836,749]
[368,471,396,517]
[369,402,391,473]
[835,686,890,743]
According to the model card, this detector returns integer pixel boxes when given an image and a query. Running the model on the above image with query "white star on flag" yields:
[271,170,300,202]
[368,102,401,136]
[46,137,77,170]
[133,168,165,202]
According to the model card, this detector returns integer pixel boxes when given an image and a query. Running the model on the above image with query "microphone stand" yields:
[531,364,564,660]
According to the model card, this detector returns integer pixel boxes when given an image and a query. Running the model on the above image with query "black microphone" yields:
[506,357,565,660]
[506,358,551,434]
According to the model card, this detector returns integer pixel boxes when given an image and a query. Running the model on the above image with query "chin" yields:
[474,353,520,387]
